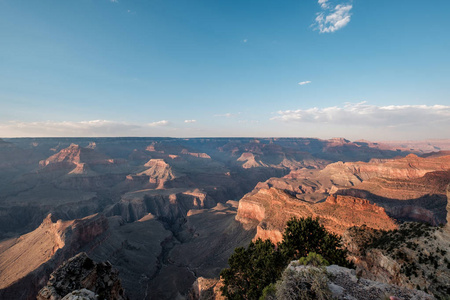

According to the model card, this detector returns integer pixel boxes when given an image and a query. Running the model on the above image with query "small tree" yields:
[220,239,284,300]
[221,217,353,300]
[280,217,352,267]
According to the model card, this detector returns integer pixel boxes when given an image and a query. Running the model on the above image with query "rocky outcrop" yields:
[132,159,179,188]
[107,188,216,223]
[39,144,112,170]
[237,152,268,168]
[36,252,125,300]
[343,222,450,299]
[0,214,109,299]
[61,289,97,300]
[188,277,224,300]
[282,264,435,300]
[236,188,397,243]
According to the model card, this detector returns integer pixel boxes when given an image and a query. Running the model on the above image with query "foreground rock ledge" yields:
[37,252,125,300]
[287,264,435,300]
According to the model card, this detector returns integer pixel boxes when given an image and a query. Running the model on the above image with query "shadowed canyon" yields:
[0,137,449,299]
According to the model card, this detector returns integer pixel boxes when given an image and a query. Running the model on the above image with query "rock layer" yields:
[236,188,397,243]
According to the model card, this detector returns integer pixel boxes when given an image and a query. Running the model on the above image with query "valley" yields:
[0,137,449,299]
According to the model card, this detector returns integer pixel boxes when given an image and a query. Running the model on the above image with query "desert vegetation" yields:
[220,217,352,300]
[347,222,450,299]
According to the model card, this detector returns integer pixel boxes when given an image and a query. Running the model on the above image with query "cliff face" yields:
[325,154,450,181]
[0,215,72,290]
[343,221,450,299]
[236,188,397,244]
[236,153,450,240]
[0,214,109,299]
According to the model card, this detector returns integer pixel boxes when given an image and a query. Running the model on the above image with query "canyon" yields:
[0,137,448,299]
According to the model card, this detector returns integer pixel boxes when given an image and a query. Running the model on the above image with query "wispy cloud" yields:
[214,112,241,118]
[184,119,197,123]
[298,81,312,86]
[318,0,329,9]
[110,0,118,3]
[148,120,170,127]
[243,39,248,43]
[314,1,353,33]
[271,102,450,127]
[0,120,141,137]
[0,119,180,137]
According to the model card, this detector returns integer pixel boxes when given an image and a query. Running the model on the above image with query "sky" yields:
[0,0,449,140]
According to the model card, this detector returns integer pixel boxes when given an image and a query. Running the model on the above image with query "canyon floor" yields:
[0,137,449,299]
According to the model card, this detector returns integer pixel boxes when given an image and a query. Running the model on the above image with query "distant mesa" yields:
[39,144,116,175]
[180,148,211,159]
[126,158,179,189]
[237,152,267,168]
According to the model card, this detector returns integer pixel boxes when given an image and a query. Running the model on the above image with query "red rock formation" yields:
[324,154,450,181]
[236,188,397,244]
[133,159,179,188]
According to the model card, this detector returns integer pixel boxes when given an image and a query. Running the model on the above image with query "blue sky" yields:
[0,0,449,140]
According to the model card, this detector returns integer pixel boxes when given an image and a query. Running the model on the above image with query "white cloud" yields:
[271,102,450,127]
[318,0,329,9]
[0,119,179,137]
[184,119,197,123]
[148,120,170,127]
[243,39,248,43]
[110,0,118,3]
[214,112,241,118]
[0,120,140,137]
[314,1,353,33]
[298,81,312,86]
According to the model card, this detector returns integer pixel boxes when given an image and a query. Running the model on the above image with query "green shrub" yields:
[220,217,352,299]
[220,239,284,300]
[298,252,330,267]
[259,283,276,300]
[275,267,331,300]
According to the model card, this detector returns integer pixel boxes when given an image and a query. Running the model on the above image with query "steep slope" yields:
[341,187,450,299]
[0,215,72,290]
[343,222,450,299]
[236,188,397,243]
[0,214,109,299]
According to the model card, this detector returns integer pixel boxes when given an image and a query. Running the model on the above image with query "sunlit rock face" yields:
[236,187,398,244]
[0,214,109,300]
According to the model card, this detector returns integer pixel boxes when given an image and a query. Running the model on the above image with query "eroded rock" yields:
[36,252,125,300]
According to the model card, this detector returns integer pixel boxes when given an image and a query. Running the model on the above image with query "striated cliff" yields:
[0,214,109,299]
[236,188,397,244]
